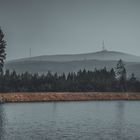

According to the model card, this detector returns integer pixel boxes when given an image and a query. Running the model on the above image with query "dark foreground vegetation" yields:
[0,64,140,92]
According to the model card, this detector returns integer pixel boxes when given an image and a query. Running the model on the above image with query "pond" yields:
[0,101,140,140]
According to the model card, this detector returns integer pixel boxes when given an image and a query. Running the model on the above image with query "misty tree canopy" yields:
[0,60,140,92]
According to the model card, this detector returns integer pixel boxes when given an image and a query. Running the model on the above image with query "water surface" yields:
[0,101,140,140]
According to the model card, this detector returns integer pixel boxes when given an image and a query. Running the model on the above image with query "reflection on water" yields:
[0,104,5,140]
[114,102,125,139]
[0,101,140,140]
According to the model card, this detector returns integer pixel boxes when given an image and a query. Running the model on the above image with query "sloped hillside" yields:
[5,50,140,78]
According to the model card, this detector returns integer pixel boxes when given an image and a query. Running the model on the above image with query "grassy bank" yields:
[0,92,140,103]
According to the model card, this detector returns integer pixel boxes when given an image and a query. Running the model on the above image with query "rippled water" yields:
[0,101,140,140]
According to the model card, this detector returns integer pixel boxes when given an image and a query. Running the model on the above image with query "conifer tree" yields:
[0,28,6,74]
[115,59,127,91]
[115,59,126,80]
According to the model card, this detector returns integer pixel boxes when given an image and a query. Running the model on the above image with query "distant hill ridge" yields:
[6,50,140,63]
[5,50,140,78]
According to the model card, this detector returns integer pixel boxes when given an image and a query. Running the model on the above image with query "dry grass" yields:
[0,92,140,102]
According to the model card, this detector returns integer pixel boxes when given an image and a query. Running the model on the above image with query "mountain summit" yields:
[7,50,140,63]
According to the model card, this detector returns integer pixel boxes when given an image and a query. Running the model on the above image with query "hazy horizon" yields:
[1,0,140,60]
[5,49,140,62]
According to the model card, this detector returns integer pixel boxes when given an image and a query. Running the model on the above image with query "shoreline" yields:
[0,92,140,103]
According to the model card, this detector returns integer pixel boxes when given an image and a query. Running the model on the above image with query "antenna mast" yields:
[30,48,31,57]
[102,41,107,51]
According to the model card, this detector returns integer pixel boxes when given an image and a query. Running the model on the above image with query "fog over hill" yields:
[7,50,140,63]
[5,50,140,78]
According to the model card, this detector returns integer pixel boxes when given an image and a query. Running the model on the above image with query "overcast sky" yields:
[0,0,140,60]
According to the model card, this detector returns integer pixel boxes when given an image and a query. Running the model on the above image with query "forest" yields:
[0,63,140,92]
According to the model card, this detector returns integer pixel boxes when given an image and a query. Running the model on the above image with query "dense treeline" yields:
[0,66,140,92]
